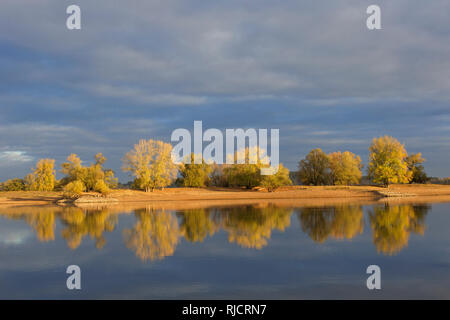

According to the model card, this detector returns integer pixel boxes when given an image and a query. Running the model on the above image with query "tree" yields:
[328,151,363,185]
[220,146,292,190]
[260,164,292,191]
[368,136,411,186]
[298,148,330,185]
[122,139,178,192]
[223,147,264,189]
[405,153,427,184]
[61,153,118,192]
[61,154,85,183]
[209,163,230,187]
[224,163,261,189]
[26,159,56,191]
[179,153,212,187]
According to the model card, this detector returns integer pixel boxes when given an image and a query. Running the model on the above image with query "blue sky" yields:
[1,0,450,181]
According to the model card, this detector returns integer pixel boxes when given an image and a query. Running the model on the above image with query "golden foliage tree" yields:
[405,153,428,183]
[26,159,56,191]
[328,151,363,185]
[60,153,117,192]
[222,147,291,190]
[298,148,330,186]
[179,153,212,187]
[122,139,178,192]
[224,147,264,189]
[61,153,84,182]
[260,164,292,191]
[368,136,411,186]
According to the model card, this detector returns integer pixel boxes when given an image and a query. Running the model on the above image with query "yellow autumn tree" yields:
[405,153,428,183]
[368,136,411,186]
[60,153,117,192]
[222,146,291,190]
[328,151,363,185]
[179,153,212,187]
[122,139,178,192]
[298,148,330,186]
[260,164,292,192]
[26,159,56,191]
[61,153,85,182]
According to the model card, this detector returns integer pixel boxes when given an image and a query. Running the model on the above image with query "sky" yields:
[0,0,450,181]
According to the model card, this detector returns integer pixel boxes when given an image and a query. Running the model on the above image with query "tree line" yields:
[298,135,427,186]
[0,135,427,195]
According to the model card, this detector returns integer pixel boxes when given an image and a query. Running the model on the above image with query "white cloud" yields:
[0,151,33,164]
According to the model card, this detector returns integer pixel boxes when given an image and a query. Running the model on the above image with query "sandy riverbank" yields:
[2,184,450,209]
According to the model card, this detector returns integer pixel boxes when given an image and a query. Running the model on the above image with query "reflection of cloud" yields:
[0,229,31,245]
[0,151,33,164]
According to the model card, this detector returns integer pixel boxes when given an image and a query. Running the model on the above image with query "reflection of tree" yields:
[123,208,179,261]
[369,204,429,255]
[215,205,292,249]
[330,206,364,240]
[1,207,56,242]
[26,208,56,242]
[298,205,364,243]
[59,207,118,249]
[177,208,218,243]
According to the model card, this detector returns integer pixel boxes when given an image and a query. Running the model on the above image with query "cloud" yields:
[1,0,450,101]
[0,0,450,179]
[0,151,33,165]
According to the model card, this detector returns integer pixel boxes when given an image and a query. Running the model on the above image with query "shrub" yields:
[63,180,85,198]
[0,179,26,191]
[94,179,110,196]
[260,164,292,191]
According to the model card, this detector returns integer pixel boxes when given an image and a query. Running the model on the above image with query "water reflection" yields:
[60,207,118,249]
[124,208,180,262]
[368,204,429,255]
[178,208,218,243]
[297,205,365,243]
[214,205,291,249]
[0,203,431,261]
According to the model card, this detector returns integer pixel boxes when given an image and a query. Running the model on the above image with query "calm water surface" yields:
[0,201,449,299]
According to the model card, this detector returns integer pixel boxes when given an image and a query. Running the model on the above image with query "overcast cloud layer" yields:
[1,0,450,181]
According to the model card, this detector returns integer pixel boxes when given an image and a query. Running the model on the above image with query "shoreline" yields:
[2,184,450,209]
